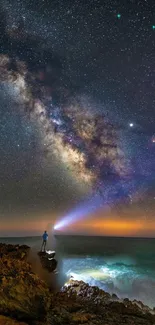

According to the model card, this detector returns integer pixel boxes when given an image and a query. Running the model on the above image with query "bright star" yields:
[129,123,134,127]
[117,14,121,19]
[152,136,155,143]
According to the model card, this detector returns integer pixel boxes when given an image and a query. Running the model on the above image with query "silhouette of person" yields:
[41,230,48,252]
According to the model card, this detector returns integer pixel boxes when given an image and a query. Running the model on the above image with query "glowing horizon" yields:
[1,207,155,238]
[1,217,155,237]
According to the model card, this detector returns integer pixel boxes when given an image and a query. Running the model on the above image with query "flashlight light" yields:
[54,194,103,230]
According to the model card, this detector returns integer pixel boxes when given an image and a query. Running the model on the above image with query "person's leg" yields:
[41,241,43,251]
[43,240,46,252]
[44,240,47,251]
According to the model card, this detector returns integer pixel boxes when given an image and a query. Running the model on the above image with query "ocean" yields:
[1,235,155,308]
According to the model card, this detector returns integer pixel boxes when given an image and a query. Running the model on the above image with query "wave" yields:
[1,236,155,307]
[62,256,155,308]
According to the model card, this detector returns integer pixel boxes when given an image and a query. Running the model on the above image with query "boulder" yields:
[38,251,58,272]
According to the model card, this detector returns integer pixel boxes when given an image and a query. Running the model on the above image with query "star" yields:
[0,54,129,194]
[0,0,155,241]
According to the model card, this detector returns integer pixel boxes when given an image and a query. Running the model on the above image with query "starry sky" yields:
[0,0,155,236]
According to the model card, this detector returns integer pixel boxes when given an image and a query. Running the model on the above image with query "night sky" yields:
[0,0,155,236]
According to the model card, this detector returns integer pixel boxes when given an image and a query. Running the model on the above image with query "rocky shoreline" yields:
[0,243,154,325]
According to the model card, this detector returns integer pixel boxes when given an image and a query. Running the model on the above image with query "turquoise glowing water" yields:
[57,235,155,308]
[1,235,155,308]
[63,256,155,308]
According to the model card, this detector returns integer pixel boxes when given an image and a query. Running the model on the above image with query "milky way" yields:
[1,0,155,234]
[0,54,129,199]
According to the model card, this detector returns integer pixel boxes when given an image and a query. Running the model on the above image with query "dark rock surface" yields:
[0,315,28,324]
[0,243,155,325]
[38,251,58,273]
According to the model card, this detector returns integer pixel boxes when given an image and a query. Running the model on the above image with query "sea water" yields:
[1,235,155,308]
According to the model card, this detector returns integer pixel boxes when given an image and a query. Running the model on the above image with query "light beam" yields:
[53,179,130,231]
[54,194,103,230]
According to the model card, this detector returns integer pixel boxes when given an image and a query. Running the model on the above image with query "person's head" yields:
[44,230,47,233]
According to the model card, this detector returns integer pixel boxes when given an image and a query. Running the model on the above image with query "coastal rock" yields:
[0,315,28,324]
[62,278,155,324]
[63,279,111,301]
[0,243,155,325]
[0,244,50,323]
[0,244,30,260]
[111,293,119,300]
[38,251,58,272]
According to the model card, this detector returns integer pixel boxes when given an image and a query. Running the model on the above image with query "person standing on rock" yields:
[41,230,48,252]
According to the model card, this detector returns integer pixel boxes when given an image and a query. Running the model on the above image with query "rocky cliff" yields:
[0,243,154,325]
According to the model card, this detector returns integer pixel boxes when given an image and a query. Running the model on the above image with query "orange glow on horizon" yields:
[1,213,155,237]
[91,220,144,236]
[66,217,155,237]
[0,218,56,235]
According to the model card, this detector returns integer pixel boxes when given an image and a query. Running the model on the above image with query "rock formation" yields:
[0,243,154,325]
